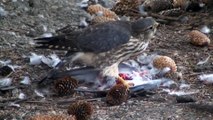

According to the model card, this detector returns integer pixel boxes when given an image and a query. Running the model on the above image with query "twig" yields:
[57,97,104,105]
[0,36,12,48]
[0,85,29,91]
[0,98,28,108]
[148,12,180,21]
[130,9,180,22]
[188,72,202,77]
[0,97,18,103]
[0,28,27,34]
[25,101,51,104]
[186,102,213,113]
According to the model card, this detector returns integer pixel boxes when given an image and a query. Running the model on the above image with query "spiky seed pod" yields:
[87,4,119,20]
[67,101,93,120]
[143,0,173,12]
[188,30,210,46]
[153,56,177,73]
[159,8,184,17]
[0,66,13,77]
[30,114,76,120]
[91,16,116,24]
[173,0,205,11]
[54,76,78,96]
[173,0,187,8]
[111,0,143,16]
[202,0,213,7]
[106,84,129,106]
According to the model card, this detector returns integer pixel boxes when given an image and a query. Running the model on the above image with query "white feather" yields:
[0,78,12,87]
[18,93,26,100]
[20,76,31,85]
[29,53,43,65]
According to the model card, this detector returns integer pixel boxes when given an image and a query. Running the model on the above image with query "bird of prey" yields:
[35,17,158,89]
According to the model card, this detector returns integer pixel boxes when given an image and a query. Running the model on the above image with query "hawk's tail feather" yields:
[34,36,71,50]
[38,66,99,87]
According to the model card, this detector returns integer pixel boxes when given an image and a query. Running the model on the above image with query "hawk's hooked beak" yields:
[154,21,159,29]
[153,21,159,35]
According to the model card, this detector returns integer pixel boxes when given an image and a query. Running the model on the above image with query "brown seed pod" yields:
[173,0,187,8]
[91,16,116,24]
[54,76,78,96]
[159,8,184,17]
[153,56,177,73]
[30,114,76,120]
[106,84,129,106]
[173,0,206,11]
[143,0,173,12]
[202,0,213,7]
[67,101,93,120]
[188,30,210,46]
[111,0,143,16]
[87,4,119,20]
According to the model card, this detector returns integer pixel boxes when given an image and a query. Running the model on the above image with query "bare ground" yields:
[0,0,213,120]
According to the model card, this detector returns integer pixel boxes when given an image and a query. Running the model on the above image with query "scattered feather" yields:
[9,103,20,107]
[29,53,43,65]
[79,17,89,27]
[34,89,45,98]
[20,76,31,85]
[8,32,16,36]
[197,55,210,65]
[0,59,12,66]
[130,78,176,92]
[200,25,211,34]
[179,83,190,90]
[41,54,61,68]
[38,14,44,18]
[166,90,199,96]
[42,25,48,32]
[0,78,12,87]
[76,0,89,8]
[199,3,205,7]
[164,89,199,96]
[199,74,213,84]
[40,33,53,38]
[161,80,177,88]
[29,40,36,45]
[8,65,21,70]
[0,7,8,17]
[18,93,26,100]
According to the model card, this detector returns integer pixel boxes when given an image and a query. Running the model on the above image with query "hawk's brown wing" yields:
[35,21,132,53]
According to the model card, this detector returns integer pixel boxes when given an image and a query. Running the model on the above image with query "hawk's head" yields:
[131,17,159,40]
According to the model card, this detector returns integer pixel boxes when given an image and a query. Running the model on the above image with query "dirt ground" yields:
[0,0,213,120]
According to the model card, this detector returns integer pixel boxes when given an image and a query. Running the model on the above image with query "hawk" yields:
[35,17,158,89]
